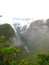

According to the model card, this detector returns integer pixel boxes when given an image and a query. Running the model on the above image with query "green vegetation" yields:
[0,24,49,65]
[1,47,49,65]
[0,47,20,65]
[0,24,15,47]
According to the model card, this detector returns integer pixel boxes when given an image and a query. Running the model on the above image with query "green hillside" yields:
[0,23,49,65]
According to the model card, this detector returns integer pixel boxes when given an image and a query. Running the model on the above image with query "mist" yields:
[19,19,49,52]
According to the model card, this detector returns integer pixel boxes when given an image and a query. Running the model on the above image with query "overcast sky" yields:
[0,0,49,24]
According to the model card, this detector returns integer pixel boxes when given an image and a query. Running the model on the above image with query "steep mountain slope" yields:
[0,23,15,47]
[20,19,49,52]
[13,19,49,53]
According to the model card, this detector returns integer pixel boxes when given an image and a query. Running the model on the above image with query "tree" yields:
[0,46,21,65]
[37,53,49,65]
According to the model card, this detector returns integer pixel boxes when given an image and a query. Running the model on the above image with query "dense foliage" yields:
[0,47,20,65]
[0,24,49,65]
[0,24,15,47]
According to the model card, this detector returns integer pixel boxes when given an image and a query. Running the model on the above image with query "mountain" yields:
[20,19,49,52]
[13,19,49,53]
[0,23,15,47]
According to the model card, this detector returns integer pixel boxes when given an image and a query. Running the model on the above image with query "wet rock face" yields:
[13,19,49,52]
[46,19,49,27]
[20,19,49,52]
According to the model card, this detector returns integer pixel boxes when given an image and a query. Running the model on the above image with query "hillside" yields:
[0,23,15,47]
[13,19,49,53]
[1,22,49,65]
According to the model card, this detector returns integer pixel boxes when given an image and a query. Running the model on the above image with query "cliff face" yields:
[19,19,49,52]
[13,19,49,53]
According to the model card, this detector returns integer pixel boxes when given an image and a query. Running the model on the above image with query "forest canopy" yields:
[0,24,15,46]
